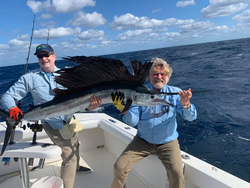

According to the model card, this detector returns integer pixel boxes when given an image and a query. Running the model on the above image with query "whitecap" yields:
[238,135,250,141]
[190,52,198,56]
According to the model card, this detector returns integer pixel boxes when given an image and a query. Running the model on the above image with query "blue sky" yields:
[1,0,250,67]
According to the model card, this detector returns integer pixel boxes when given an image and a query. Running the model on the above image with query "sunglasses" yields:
[37,52,54,59]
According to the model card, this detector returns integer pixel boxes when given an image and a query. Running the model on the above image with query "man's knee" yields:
[114,157,129,176]
[114,159,123,172]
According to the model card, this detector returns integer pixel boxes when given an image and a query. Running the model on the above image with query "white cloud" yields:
[40,21,56,28]
[26,0,44,13]
[17,34,30,40]
[77,29,105,41]
[239,22,250,28]
[100,40,114,45]
[152,9,161,13]
[163,32,181,37]
[27,0,95,13]
[33,27,81,39]
[117,29,152,40]
[0,44,9,50]
[8,39,29,47]
[52,0,95,13]
[40,14,53,19]
[67,11,107,28]
[233,9,250,22]
[176,0,196,7]
[111,13,195,30]
[178,20,230,39]
[201,0,250,18]
[180,21,216,32]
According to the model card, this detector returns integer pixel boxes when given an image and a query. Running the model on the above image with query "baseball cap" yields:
[34,44,54,55]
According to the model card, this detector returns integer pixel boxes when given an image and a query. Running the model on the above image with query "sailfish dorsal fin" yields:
[53,56,152,98]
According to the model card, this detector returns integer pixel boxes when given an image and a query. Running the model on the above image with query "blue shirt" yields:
[1,66,72,129]
[122,84,197,144]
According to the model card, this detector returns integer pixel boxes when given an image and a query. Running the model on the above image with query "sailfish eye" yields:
[150,95,155,99]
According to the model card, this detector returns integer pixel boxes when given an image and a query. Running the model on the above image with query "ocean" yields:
[0,38,250,183]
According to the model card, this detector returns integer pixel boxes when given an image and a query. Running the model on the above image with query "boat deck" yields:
[0,148,148,188]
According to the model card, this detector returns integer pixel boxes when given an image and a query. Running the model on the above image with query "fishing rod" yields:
[23,14,36,75]
[1,14,37,164]
[9,15,36,144]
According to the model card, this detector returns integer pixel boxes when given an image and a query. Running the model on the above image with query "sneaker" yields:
[77,166,92,174]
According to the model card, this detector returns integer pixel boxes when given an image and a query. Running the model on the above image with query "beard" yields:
[151,79,166,90]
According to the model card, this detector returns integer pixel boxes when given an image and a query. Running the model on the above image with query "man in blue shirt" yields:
[1,44,101,188]
[111,58,197,188]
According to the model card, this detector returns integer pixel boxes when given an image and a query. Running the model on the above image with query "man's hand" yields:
[86,95,101,111]
[9,107,23,121]
[111,92,125,112]
[178,88,192,109]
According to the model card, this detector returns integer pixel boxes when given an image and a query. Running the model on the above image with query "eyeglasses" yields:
[153,73,168,77]
[37,52,54,59]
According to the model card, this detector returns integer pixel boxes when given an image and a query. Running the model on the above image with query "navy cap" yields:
[34,44,54,55]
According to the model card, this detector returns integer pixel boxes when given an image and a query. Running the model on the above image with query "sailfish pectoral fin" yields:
[0,109,18,156]
[0,121,16,156]
[120,99,133,115]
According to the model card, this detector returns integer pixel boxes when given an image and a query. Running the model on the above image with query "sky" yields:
[1,0,250,67]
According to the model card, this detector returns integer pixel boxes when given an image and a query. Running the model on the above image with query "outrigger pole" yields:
[23,14,36,75]
[47,28,50,44]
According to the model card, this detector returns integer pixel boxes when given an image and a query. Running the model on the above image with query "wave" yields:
[190,52,198,56]
[238,136,250,141]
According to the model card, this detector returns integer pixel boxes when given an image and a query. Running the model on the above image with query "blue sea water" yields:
[0,38,250,182]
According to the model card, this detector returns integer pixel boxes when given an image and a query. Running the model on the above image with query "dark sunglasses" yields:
[37,52,54,59]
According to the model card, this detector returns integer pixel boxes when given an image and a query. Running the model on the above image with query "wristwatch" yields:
[182,103,190,109]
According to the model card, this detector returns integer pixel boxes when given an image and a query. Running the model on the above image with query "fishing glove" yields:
[111,92,125,112]
[9,107,23,121]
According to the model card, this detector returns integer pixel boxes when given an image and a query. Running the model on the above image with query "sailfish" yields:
[0,55,179,156]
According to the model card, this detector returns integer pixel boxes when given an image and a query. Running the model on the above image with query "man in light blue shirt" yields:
[111,58,197,188]
[1,44,101,188]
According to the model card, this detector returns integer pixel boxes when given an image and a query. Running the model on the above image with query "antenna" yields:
[47,28,50,44]
[23,14,36,75]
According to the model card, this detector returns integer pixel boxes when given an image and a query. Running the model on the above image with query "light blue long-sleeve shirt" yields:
[1,66,72,129]
[122,84,197,144]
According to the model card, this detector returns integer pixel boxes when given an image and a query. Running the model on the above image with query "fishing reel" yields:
[27,121,43,145]
[27,122,43,133]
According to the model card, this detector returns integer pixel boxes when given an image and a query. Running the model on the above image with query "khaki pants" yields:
[111,135,184,188]
[43,122,80,188]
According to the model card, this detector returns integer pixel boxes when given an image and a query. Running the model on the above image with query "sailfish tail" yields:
[0,109,17,156]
